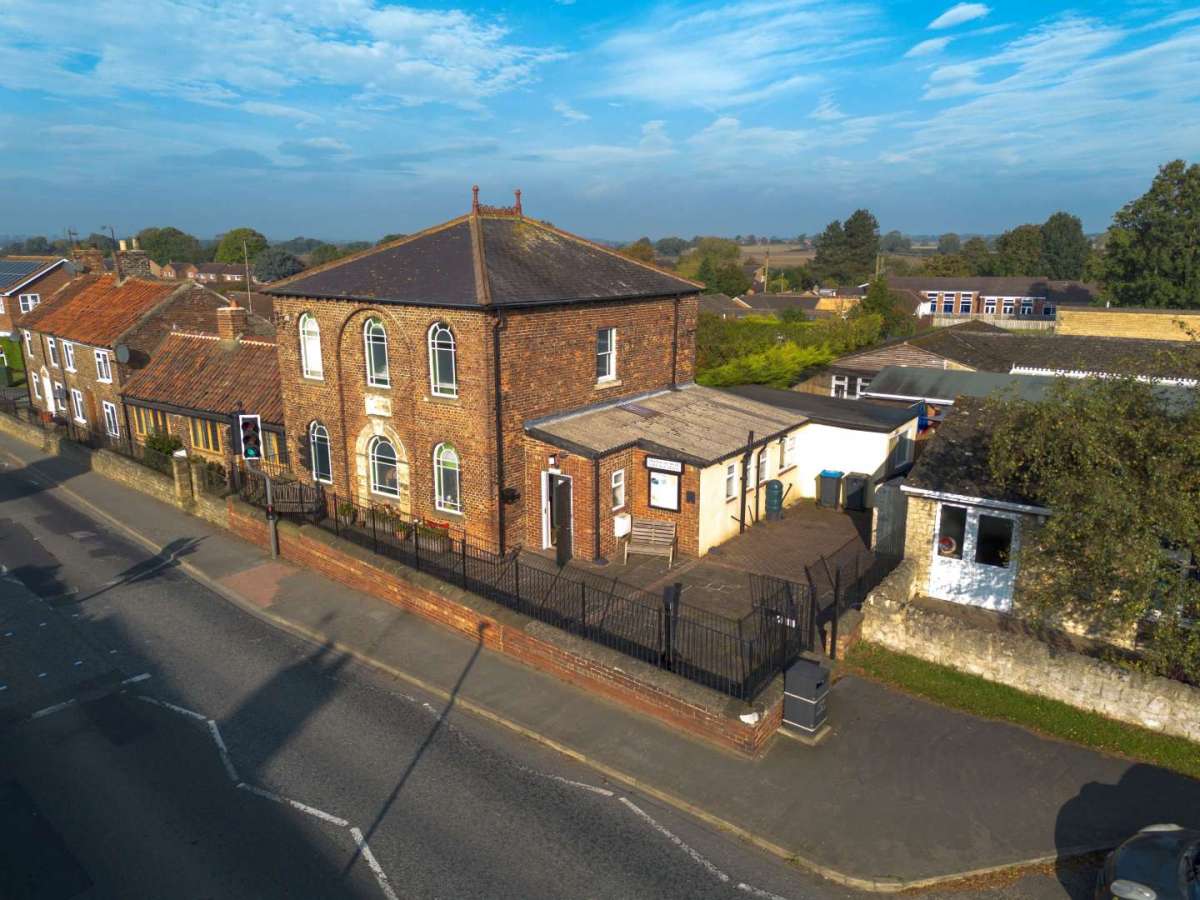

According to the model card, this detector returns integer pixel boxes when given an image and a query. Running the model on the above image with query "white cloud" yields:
[928,3,990,30]
[553,100,590,122]
[810,95,846,121]
[595,0,881,107]
[0,1,561,110]
[905,37,952,58]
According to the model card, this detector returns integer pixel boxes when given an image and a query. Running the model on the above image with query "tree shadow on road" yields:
[1054,763,1200,897]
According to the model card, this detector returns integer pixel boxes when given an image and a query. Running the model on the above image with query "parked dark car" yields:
[1096,825,1200,899]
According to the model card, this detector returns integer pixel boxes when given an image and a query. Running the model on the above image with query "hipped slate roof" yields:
[265,212,700,309]
[122,332,284,425]
[20,275,180,347]
[525,384,807,467]
[0,257,68,294]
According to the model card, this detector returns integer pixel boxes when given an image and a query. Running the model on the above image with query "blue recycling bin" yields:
[818,469,844,509]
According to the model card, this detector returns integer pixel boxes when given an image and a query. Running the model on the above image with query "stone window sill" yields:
[594,379,623,392]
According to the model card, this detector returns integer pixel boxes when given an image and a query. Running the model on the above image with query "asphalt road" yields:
[0,456,1096,900]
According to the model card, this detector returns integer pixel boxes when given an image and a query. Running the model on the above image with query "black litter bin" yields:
[783,656,830,735]
[818,470,843,509]
[842,472,869,511]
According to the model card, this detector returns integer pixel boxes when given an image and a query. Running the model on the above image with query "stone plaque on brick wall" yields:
[365,395,392,418]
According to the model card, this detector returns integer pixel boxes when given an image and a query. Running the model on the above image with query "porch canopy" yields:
[525,383,808,465]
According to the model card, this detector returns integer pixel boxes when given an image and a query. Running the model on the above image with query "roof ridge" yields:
[263,215,471,293]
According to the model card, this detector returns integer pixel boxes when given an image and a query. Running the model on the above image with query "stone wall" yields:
[862,559,1200,743]
[228,500,782,756]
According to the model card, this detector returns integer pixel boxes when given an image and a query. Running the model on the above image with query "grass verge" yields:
[845,641,1200,781]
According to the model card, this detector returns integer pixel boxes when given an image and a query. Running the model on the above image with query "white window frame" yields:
[30,372,40,400]
[757,449,768,484]
[18,293,39,314]
[983,299,997,314]
[102,400,120,437]
[369,436,401,498]
[364,317,389,388]
[54,382,66,414]
[856,377,871,399]
[941,294,955,314]
[777,437,787,470]
[63,341,76,372]
[434,443,462,514]
[830,375,849,398]
[23,330,33,356]
[610,468,626,511]
[70,388,86,423]
[958,297,972,314]
[1020,300,1034,316]
[596,326,617,383]
[1002,300,1015,315]
[309,421,332,484]
[0,297,4,314]
[299,313,323,380]
[783,433,797,470]
[428,323,458,398]
[725,462,738,500]
[47,337,59,368]
[95,349,113,383]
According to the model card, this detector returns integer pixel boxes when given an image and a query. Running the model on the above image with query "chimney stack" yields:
[73,247,106,274]
[514,189,522,216]
[118,238,154,279]
[217,301,248,342]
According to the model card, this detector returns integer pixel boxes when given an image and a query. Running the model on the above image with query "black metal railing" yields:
[233,473,813,701]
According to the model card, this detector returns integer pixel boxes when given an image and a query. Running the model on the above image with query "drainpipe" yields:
[739,430,754,534]
[593,457,602,562]
[670,294,680,388]
[492,313,507,554]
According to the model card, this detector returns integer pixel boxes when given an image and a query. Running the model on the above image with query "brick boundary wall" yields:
[862,559,1200,743]
[0,410,784,755]
[228,501,783,756]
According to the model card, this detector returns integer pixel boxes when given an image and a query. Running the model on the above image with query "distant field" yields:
[737,246,814,267]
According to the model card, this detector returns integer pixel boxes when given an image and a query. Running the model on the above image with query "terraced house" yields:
[263,190,701,555]
[19,274,261,445]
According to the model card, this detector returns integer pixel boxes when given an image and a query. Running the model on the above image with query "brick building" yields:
[885,276,1098,319]
[263,190,701,554]
[161,261,199,280]
[19,274,265,444]
[121,301,283,472]
[0,257,73,344]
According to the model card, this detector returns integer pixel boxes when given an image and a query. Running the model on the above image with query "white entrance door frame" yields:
[928,502,1020,612]
[540,470,573,551]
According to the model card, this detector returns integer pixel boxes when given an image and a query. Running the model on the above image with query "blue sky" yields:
[1,0,1198,241]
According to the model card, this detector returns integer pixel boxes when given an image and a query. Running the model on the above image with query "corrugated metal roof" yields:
[525,384,807,466]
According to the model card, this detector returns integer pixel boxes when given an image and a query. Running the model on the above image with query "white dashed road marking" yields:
[237,783,350,827]
[619,796,731,883]
[351,827,400,900]
[30,698,77,719]
[206,718,240,783]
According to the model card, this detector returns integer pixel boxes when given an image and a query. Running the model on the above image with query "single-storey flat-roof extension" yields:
[525,384,807,467]
[721,384,919,433]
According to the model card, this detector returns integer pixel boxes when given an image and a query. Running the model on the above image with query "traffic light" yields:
[238,414,262,460]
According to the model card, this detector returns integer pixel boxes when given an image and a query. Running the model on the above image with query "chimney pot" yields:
[514,189,522,216]
[119,239,128,252]
[472,184,480,214]
[132,237,140,251]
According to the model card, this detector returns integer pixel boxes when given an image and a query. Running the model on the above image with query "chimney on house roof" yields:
[73,247,106,274]
[217,298,248,343]
[514,189,522,217]
[118,237,154,279]
[472,184,480,214]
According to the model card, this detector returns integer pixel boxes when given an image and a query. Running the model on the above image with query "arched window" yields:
[309,421,332,483]
[299,313,323,379]
[427,323,457,398]
[433,443,461,513]
[364,317,389,387]
[369,436,400,498]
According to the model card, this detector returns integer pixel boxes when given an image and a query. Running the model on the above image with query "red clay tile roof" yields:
[20,275,181,347]
[121,332,283,425]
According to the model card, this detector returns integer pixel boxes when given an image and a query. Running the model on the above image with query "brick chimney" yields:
[117,237,154,279]
[217,301,248,342]
[72,247,106,274]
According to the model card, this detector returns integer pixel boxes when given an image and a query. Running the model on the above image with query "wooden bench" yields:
[623,517,677,567]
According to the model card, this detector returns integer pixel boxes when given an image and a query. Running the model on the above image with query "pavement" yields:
[3,428,1199,894]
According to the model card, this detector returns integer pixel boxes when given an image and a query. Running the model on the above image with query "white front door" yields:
[928,503,1020,612]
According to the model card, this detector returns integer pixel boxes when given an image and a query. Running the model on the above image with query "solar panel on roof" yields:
[0,260,44,283]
